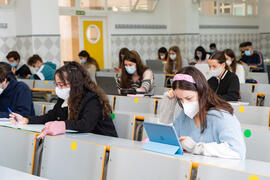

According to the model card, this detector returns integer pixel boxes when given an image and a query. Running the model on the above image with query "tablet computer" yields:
[143,122,183,155]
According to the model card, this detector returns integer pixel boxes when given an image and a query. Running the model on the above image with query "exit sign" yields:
[76,10,85,15]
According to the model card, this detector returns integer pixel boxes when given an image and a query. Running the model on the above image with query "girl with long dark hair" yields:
[10,62,117,138]
[117,50,153,93]
[162,66,245,159]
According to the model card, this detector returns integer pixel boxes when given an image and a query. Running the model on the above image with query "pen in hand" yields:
[8,108,18,122]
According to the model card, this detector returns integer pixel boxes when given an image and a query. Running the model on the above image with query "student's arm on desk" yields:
[28,106,58,124]
[180,137,241,159]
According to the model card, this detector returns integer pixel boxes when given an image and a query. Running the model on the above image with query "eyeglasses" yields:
[55,82,70,88]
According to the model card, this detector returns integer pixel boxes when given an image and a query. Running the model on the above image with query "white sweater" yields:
[235,64,246,84]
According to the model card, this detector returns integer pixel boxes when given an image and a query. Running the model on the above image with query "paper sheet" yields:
[0,119,76,133]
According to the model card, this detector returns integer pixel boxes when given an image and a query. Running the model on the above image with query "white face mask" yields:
[170,54,177,60]
[182,101,199,119]
[210,66,224,78]
[55,87,70,100]
[226,60,232,66]
[34,67,39,72]
[160,55,166,59]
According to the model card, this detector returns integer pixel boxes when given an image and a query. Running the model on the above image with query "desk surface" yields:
[61,132,270,177]
[62,133,144,150]
[0,165,47,180]
[1,123,270,177]
[241,123,270,131]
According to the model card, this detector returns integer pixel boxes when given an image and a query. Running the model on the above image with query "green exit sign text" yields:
[76,10,85,15]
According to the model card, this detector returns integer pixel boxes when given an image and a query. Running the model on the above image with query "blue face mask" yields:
[210,49,215,53]
[10,62,17,67]
[197,53,202,59]
[125,66,136,75]
[80,59,86,64]
[245,50,252,56]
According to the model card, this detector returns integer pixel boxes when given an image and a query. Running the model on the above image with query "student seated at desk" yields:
[224,49,246,84]
[78,50,100,73]
[0,64,35,118]
[6,51,32,79]
[166,46,186,74]
[117,50,154,94]
[208,51,240,101]
[10,62,118,138]
[164,67,246,159]
[27,54,56,80]
[239,42,264,72]
[191,46,209,65]
[114,47,129,76]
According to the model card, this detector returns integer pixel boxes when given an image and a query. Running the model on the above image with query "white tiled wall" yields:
[111,32,266,67]
[0,35,61,68]
[0,32,269,69]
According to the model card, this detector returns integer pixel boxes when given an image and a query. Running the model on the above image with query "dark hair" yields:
[224,49,239,73]
[239,42,246,48]
[166,46,183,74]
[120,50,148,88]
[55,62,111,120]
[194,46,207,61]
[0,64,9,83]
[27,54,43,66]
[245,41,252,47]
[6,51,20,61]
[210,43,216,48]
[172,66,233,133]
[158,47,168,60]
[78,50,100,71]
[209,51,229,70]
[0,62,16,81]
[239,41,252,48]
[118,48,129,69]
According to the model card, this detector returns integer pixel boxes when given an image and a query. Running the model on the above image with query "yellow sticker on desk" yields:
[134,98,139,103]
[45,81,48,84]
[239,106,245,113]
[249,175,259,180]
[71,142,77,151]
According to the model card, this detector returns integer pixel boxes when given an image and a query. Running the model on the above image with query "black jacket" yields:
[16,64,32,78]
[28,91,118,137]
[208,70,240,101]
[0,79,35,118]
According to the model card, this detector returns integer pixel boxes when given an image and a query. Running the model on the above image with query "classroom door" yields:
[83,21,104,69]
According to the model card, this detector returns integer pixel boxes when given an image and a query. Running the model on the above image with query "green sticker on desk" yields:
[111,113,115,120]
[244,129,252,138]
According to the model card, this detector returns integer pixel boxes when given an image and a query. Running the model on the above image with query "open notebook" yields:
[0,118,76,133]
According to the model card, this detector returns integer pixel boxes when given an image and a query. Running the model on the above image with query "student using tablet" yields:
[117,50,154,94]
[164,66,246,159]
[10,62,118,138]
